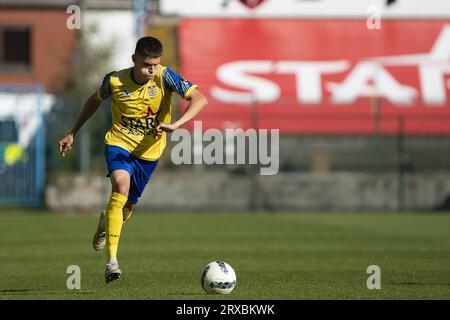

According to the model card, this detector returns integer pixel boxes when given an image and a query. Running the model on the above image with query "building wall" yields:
[46,172,450,212]
[0,8,76,92]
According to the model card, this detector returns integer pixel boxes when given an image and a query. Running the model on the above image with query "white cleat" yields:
[92,211,106,251]
[105,263,122,284]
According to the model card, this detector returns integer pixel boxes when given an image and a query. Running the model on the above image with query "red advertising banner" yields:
[179,19,450,134]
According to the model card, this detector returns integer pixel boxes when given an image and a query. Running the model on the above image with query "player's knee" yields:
[111,181,129,196]
[110,171,130,196]
[111,184,129,196]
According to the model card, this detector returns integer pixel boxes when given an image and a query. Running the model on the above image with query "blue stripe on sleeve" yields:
[98,71,115,100]
[162,67,195,97]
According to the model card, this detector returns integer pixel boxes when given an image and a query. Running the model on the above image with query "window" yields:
[0,26,31,71]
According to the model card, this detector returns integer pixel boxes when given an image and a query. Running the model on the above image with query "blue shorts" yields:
[104,145,158,205]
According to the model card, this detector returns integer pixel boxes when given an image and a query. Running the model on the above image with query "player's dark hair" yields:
[135,36,163,58]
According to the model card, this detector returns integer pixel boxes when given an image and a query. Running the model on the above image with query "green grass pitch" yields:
[0,210,449,300]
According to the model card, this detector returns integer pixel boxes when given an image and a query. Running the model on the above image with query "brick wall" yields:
[0,8,76,92]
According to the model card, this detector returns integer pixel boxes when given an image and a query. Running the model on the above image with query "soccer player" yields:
[58,36,208,284]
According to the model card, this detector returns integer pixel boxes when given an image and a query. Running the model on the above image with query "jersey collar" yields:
[130,68,148,86]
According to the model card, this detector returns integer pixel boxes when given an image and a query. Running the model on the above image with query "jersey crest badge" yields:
[148,85,158,97]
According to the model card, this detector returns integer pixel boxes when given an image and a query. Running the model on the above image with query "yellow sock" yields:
[123,210,132,223]
[105,192,128,261]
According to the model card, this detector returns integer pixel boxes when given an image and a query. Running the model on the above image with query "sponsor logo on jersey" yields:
[120,115,157,136]
[145,106,157,117]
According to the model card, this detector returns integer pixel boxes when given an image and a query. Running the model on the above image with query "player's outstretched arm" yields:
[155,89,208,138]
[58,92,103,157]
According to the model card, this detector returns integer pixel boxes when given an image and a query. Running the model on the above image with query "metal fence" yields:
[0,84,46,206]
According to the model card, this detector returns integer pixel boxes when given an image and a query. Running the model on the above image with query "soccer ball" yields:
[201,261,237,294]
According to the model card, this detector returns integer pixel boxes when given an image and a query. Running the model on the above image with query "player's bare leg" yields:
[104,170,130,284]
[122,201,135,222]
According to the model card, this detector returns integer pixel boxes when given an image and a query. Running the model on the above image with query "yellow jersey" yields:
[97,66,197,161]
